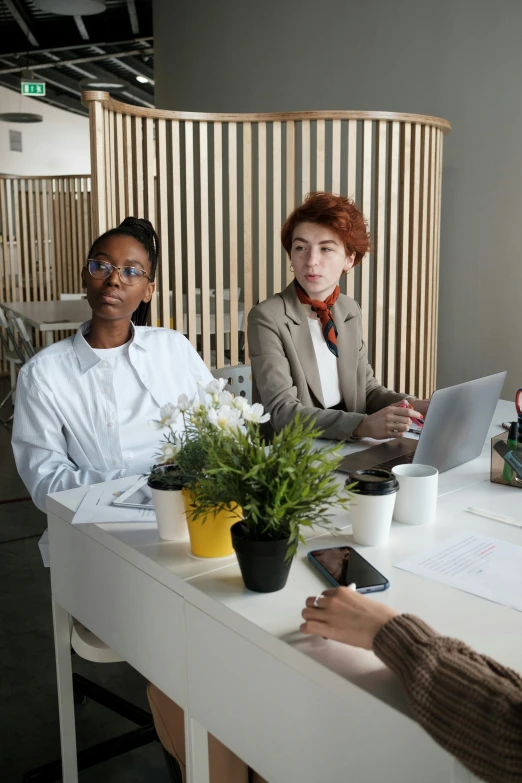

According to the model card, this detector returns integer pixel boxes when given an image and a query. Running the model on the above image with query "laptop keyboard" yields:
[373,452,414,472]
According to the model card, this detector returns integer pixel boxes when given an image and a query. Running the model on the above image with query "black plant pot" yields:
[230,522,293,593]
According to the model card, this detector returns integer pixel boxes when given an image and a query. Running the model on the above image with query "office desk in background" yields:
[47,400,518,783]
[3,300,91,346]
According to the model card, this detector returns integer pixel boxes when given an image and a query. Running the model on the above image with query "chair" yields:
[60,293,87,300]
[12,316,36,360]
[212,364,252,403]
[23,621,182,782]
[0,307,26,426]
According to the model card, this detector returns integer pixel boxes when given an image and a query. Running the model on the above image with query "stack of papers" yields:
[396,532,522,612]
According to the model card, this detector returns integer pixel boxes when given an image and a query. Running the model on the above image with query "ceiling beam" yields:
[0,36,152,60]
[74,17,90,42]
[0,48,153,76]
[126,0,140,36]
[4,0,39,48]
[108,54,154,85]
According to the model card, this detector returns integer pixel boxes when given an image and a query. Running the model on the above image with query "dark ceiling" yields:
[0,0,153,116]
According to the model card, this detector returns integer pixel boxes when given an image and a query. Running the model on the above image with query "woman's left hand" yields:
[301,587,397,650]
[411,398,430,417]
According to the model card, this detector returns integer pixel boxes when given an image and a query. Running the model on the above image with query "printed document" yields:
[72,481,156,525]
[396,532,522,612]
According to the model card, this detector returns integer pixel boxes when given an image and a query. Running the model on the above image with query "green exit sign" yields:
[21,82,46,96]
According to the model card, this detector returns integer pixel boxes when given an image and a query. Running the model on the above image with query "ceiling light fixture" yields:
[0,113,43,123]
[80,78,125,91]
[135,75,149,84]
[34,0,106,14]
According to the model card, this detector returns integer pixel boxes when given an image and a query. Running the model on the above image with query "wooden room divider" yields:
[82,91,450,397]
[0,175,91,368]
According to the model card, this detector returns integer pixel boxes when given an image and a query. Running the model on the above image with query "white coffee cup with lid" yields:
[346,469,399,546]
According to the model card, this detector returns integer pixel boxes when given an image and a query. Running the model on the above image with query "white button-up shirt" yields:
[12,321,213,512]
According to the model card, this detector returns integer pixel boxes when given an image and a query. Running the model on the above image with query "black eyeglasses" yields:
[86,259,152,287]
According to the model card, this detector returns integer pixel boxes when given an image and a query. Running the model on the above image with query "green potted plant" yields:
[150,383,245,557]
[188,402,354,592]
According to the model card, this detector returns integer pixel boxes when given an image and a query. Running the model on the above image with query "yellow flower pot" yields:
[182,488,239,558]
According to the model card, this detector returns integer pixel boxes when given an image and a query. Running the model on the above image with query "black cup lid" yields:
[345,468,399,495]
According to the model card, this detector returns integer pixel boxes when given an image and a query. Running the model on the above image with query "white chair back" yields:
[13,316,36,360]
[212,365,252,403]
[60,293,87,301]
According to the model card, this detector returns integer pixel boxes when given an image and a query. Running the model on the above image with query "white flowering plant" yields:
[149,379,354,558]
[148,378,270,491]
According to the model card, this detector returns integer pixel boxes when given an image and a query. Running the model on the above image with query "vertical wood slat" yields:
[345,120,357,299]
[228,123,239,366]
[27,179,37,301]
[109,112,117,229]
[133,116,144,217]
[372,121,387,385]
[144,118,157,327]
[156,119,170,330]
[123,114,134,216]
[214,122,225,368]
[426,127,436,395]
[5,180,16,302]
[20,179,31,301]
[41,179,51,301]
[397,123,411,392]
[185,121,197,347]
[171,121,183,334]
[285,121,296,287]
[385,122,400,391]
[272,121,282,298]
[408,124,422,395]
[417,127,430,398]
[75,178,83,290]
[257,122,267,304]
[360,121,373,342]
[301,120,310,199]
[331,119,341,195]
[115,112,125,224]
[432,129,443,396]
[199,121,211,365]
[243,122,253,362]
[316,119,325,191]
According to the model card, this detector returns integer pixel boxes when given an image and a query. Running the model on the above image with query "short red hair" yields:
[281,192,370,266]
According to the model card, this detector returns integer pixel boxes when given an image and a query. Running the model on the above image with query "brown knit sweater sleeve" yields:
[373,614,522,783]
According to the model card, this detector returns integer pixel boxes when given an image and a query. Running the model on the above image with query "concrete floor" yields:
[0,382,170,782]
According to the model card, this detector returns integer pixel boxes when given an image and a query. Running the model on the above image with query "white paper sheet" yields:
[72,481,156,525]
[396,532,522,612]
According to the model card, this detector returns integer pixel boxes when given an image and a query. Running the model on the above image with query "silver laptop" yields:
[337,372,507,475]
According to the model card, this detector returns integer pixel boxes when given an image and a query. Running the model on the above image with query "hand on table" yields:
[300,586,398,650]
[352,403,423,440]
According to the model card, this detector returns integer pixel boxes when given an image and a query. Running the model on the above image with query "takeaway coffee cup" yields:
[346,469,399,546]
[392,464,439,525]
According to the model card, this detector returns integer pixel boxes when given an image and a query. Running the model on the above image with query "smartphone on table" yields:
[308,546,390,593]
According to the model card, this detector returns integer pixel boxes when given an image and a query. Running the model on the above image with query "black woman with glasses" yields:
[12,217,213,515]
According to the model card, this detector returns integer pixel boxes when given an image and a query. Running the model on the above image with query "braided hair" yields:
[88,217,160,326]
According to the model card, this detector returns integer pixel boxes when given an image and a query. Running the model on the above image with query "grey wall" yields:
[154,0,522,399]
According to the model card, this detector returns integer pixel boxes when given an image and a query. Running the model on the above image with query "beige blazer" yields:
[247,282,408,440]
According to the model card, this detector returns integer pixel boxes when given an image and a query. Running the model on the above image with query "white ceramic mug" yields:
[391,464,439,525]
[347,469,399,546]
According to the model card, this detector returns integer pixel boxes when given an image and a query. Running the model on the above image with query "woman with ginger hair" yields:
[248,192,428,440]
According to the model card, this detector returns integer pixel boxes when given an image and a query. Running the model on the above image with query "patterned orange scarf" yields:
[294,280,340,357]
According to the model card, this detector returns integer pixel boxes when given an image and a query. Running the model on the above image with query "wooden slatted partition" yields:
[82,91,450,396]
[0,175,92,369]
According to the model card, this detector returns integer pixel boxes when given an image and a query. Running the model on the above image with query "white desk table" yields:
[47,400,519,782]
[3,300,91,346]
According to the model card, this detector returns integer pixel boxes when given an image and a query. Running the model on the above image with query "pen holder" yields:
[490,431,522,489]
